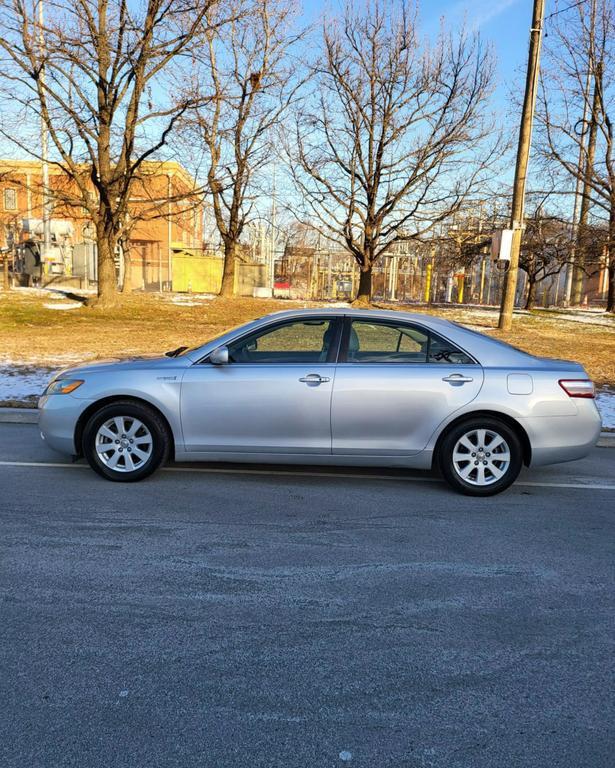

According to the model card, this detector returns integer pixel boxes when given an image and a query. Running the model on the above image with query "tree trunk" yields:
[220,240,237,297]
[354,264,372,305]
[525,277,537,310]
[96,223,120,306]
[121,246,132,293]
[607,216,615,313]
[571,261,585,306]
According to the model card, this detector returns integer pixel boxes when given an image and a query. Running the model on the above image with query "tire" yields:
[82,400,170,482]
[438,417,523,496]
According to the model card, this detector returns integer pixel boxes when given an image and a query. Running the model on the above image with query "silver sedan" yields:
[38,308,602,495]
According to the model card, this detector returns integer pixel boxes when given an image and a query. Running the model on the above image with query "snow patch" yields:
[437,304,615,328]
[43,302,82,310]
[596,389,615,430]
[0,352,95,367]
[535,307,615,327]
[167,293,216,305]
[0,366,55,403]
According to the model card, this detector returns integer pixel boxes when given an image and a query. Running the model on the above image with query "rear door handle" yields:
[299,374,331,384]
[442,374,474,384]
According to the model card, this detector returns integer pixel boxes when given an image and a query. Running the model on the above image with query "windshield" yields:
[165,321,250,358]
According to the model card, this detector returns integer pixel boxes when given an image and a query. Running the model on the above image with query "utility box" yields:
[72,242,97,281]
[491,229,514,262]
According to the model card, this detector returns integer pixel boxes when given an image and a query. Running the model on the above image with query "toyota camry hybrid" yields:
[38,308,602,495]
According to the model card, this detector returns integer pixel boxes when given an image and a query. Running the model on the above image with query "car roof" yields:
[262,306,468,328]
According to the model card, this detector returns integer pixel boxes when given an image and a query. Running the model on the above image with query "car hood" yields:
[54,355,191,378]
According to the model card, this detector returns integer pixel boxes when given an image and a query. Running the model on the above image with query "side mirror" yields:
[209,345,229,365]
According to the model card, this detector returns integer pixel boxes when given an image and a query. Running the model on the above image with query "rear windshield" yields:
[449,322,533,358]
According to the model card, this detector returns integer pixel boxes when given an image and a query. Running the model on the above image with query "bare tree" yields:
[184,0,302,297]
[0,0,219,305]
[437,205,490,264]
[518,208,570,310]
[537,0,615,312]
[287,0,498,304]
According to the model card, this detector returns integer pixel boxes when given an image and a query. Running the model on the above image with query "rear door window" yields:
[427,332,475,364]
[345,319,474,364]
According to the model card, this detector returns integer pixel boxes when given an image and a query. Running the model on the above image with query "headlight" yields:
[44,378,85,395]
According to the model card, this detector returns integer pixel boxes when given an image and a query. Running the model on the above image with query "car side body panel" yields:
[330,363,484,455]
[179,363,337,453]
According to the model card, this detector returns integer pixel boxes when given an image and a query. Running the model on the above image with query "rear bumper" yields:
[521,400,602,466]
[38,394,93,456]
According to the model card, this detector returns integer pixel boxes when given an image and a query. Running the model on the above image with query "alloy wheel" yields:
[95,416,153,473]
[451,428,511,487]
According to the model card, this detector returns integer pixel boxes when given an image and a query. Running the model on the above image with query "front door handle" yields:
[299,374,331,384]
[442,374,474,384]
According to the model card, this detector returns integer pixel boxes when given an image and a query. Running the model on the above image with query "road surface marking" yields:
[0,459,614,490]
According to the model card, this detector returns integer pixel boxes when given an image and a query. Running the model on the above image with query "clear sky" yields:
[423,0,530,107]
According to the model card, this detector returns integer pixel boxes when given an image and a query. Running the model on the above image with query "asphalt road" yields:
[1,423,614,768]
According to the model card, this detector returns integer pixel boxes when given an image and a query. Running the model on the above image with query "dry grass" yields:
[1,289,614,384]
[488,317,615,386]
[0,290,297,363]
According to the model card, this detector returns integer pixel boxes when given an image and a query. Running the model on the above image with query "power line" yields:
[545,0,587,22]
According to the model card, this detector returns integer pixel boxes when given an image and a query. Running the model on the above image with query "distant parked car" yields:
[38,309,601,495]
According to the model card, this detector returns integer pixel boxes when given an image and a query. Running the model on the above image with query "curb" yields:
[0,407,614,446]
[0,407,38,424]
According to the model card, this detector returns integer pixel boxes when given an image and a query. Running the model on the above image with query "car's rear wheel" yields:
[82,401,170,482]
[439,418,523,496]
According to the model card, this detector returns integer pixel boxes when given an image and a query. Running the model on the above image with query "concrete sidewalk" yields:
[2,406,614,446]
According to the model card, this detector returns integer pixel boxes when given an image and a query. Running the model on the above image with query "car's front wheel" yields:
[438,418,523,496]
[82,401,170,482]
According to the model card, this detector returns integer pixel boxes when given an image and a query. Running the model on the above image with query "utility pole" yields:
[571,0,599,306]
[572,62,600,305]
[498,0,545,331]
[260,222,266,265]
[270,162,277,295]
[564,0,594,307]
[424,242,434,304]
[389,253,398,301]
[38,0,52,269]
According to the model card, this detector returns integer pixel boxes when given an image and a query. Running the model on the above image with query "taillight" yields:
[558,379,595,398]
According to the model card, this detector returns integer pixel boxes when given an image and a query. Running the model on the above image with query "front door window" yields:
[227,318,337,363]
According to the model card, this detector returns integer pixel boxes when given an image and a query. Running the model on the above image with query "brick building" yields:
[0,159,204,290]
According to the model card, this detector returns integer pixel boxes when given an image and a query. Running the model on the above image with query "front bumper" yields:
[38,394,94,456]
